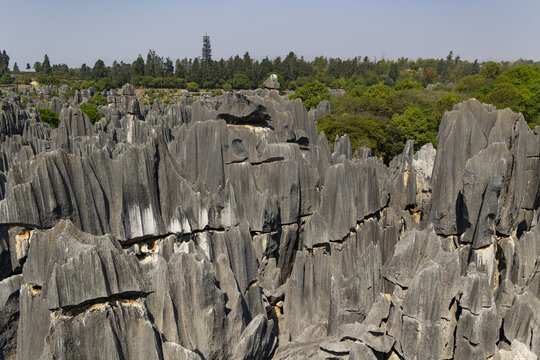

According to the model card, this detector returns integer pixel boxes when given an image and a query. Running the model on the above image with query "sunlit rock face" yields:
[0,87,539,360]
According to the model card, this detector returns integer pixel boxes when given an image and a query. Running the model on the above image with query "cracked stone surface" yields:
[0,87,539,359]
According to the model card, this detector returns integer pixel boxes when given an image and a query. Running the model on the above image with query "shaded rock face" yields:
[0,90,539,360]
[264,74,280,90]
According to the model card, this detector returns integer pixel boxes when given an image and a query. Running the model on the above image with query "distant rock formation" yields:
[0,87,539,359]
[263,74,280,90]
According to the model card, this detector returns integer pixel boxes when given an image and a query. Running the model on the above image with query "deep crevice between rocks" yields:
[51,290,152,317]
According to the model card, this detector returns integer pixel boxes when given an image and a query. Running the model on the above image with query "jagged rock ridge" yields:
[0,85,539,359]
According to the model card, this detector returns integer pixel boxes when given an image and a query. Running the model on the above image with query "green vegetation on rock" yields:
[79,103,102,124]
[37,108,60,128]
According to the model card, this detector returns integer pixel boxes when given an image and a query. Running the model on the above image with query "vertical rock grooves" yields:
[0,86,539,359]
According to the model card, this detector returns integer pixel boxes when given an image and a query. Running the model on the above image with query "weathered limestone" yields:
[0,88,538,359]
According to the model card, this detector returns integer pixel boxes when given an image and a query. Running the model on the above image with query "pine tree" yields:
[202,34,212,62]
[133,55,145,76]
[174,59,186,78]
[13,62,19,72]
[42,54,51,74]
[388,63,399,82]
[164,58,174,77]
[0,50,9,76]
[92,59,107,80]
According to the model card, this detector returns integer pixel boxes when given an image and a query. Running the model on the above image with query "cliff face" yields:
[0,86,539,360]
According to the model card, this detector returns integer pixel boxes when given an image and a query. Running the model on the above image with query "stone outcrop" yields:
[0,88,539,360]
[263,74,280,90]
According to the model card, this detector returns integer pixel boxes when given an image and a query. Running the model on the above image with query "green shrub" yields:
[187,82,199,92]
[434,93,459,122]
[37,108,60,128]
[317,114,387,158]
[202,80,214,89]
[0,73,13,84]
[231,73,251,90]
[395,78,422,91]
[483,83,521,110]
[289,81,330,109]
[88,92,107,106]
[390,105,437,151]
[79,103,102,124]
[455,75,487,93]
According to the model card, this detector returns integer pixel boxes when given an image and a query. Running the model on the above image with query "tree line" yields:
[2,48,537,92]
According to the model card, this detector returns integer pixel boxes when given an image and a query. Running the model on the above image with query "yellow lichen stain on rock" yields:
[15,229,34,260]
[403,170,410,187]
[272,302,284,328]
[29,284,42,294]
[384,293,392,301]
[88,303,108,313]
[119,299,144,310]
[61,298,144,318]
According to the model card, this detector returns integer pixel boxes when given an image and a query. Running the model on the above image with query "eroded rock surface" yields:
[0,88,539,359]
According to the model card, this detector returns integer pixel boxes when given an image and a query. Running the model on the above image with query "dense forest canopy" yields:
[1,48,539,162]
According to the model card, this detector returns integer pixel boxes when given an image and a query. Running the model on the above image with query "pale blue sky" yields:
[2,0,539,67]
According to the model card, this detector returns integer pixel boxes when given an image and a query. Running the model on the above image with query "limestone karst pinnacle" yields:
[0,85,538,359]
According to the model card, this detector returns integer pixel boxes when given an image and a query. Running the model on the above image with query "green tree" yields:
[37,108,60,128]
[79,103,103,124]
[395,78,421,91]
[0,50,9,75]
[434,93,458,122]
[164,58,174,77]
[89,92,108,106]
[202,34,212,62]
[0,73,13,84]
[12,62,19,72]
[33,62,42,73]
[388,62,399,82]
[455,74,487,93]
[174,58,186,78]
[365,82,392,99]
[289,81,330,109]
[42,54,52,74]
[145,50,163,77]
[133,55,145,76]
[230,73,251,89]
[92,59,107,80]
[79,63,91,79]
[390,105,437,150]
[481,62,501,79]
[317,114,388,158]
[187,82,199,91]
[484,83,521,110]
